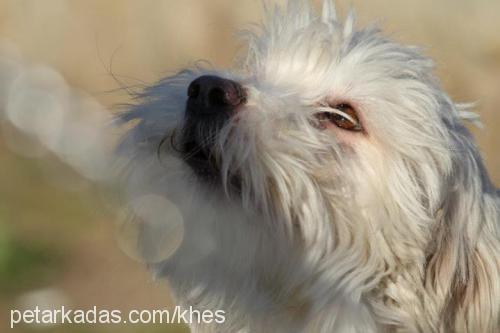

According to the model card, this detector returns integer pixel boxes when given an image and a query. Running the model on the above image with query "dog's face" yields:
[178,0,464,247]
[123,0,472,264]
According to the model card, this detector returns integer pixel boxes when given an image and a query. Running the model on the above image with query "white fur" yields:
[117,1,500,332]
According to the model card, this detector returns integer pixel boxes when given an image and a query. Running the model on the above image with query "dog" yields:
[117,1,500,332]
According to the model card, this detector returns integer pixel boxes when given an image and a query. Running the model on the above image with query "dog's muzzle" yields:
[180,75,246,179]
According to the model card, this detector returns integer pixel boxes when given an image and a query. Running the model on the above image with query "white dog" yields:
[117,1,500,332]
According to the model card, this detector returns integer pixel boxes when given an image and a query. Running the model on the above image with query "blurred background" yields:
[0,0,498,332]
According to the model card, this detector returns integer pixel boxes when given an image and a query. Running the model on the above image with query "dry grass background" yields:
[0,1,498,332]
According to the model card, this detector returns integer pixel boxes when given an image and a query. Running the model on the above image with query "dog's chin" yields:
[180,140,218,180]
[180,137,244,193]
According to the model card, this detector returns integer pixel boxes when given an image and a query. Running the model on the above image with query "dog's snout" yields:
[187,75,246,114]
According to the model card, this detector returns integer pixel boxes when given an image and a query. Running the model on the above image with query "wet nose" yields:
[187,75,246,115]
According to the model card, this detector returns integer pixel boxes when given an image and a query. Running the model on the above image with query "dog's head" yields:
[127,1,475,238]
[119,1,497,322]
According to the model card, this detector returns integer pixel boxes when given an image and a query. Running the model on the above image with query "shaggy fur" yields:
[117,1,500,332]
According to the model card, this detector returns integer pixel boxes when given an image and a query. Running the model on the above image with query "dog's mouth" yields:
[179,134,220,180]
[179,75,246,181]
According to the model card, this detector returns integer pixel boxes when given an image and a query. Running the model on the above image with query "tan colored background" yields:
[0,1,498,332]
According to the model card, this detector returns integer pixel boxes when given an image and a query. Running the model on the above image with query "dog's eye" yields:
[314,103,362,132]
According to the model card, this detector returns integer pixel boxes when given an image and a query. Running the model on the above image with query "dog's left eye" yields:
[314,103,362,132]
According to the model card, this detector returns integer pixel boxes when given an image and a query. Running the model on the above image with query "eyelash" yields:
[314,103,363,132]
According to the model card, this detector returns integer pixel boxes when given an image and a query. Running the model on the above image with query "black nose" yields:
[187,75,246,115]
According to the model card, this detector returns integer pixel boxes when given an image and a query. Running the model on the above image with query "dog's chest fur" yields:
[155,190,425,333]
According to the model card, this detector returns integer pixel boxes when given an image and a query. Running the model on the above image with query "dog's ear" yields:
[424,123,500,331]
